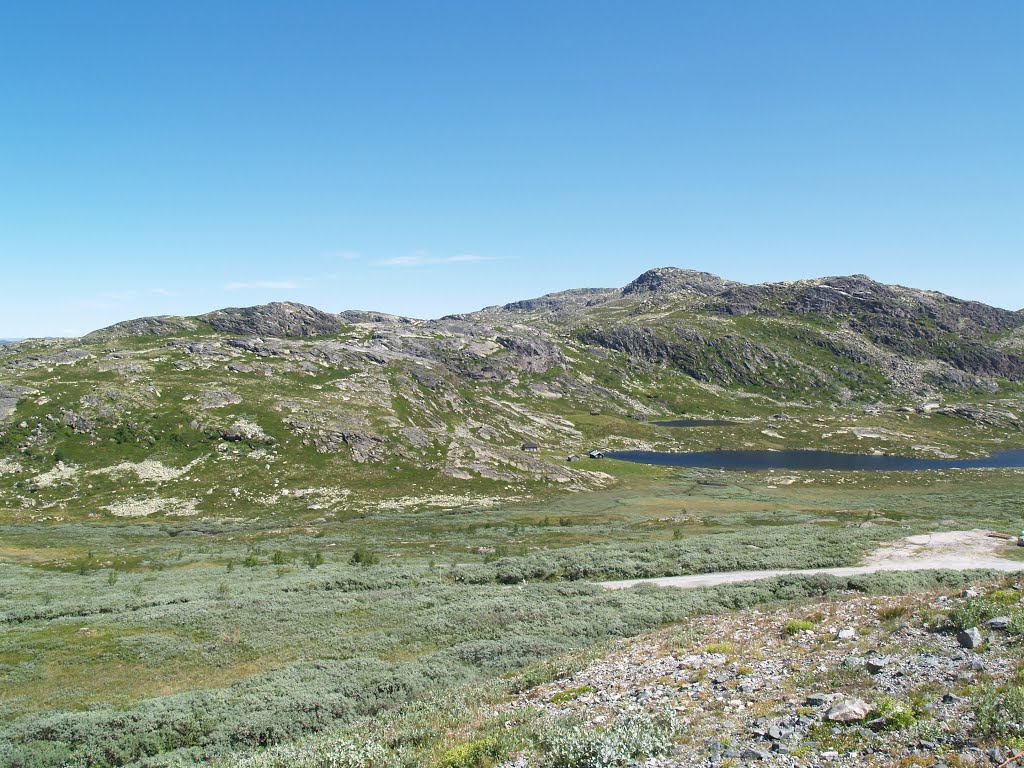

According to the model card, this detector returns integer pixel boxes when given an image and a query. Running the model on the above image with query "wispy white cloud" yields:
[375,253,493,267]
[99,289,140,300]
[96,287,177,301]
[224,280,299,291]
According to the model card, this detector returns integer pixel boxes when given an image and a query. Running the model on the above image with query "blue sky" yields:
[1,1,1022,337]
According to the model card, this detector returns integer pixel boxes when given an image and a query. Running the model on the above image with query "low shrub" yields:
[868,696,916,731]
[783,619,814,636]
[217,733,386,768]
[947,597,1004,631]
[877,605,910,621]
[972,683,1024,739]
[434,733,516,768]
[533,711,678,768]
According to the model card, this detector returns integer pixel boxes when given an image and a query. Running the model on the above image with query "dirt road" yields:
[600,529,1024,590]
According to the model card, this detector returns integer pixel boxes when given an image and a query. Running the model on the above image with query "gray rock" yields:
[866,656,890,674]
[740,747,770,760]
[826,699,872,723]
[0,397,18,419]
[836,627,857,640]
[985,616,1012,630]
[958,627,984,649]
[200,389,242,410]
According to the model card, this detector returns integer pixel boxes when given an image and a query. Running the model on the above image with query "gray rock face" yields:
[0,383,37,419]
[498,287,616,313]
[576,324,820,389]
[0,398,18,419]
[494,335,566,373]
[85,316,198,340]
[199,390,242,410]
[0,384,36,399]
[203,302,347,338]
[826,699,871,722]
[621,267,738,296]
[958,627,984,649]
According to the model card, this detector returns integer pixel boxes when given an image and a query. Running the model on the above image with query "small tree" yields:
[350,547,379,566]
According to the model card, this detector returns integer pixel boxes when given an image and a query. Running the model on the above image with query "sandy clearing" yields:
[601,529,1024,590]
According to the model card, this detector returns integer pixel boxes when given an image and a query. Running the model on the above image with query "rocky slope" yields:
[504,576,1024,767]
[1,268,1023,519]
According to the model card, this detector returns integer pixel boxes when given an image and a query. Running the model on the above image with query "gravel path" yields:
[601,529,1024,590]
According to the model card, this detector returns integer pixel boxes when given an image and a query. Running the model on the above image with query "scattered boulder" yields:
[60,410,95,433]
[957,627,984,649]
[220,419,273,444]
[200,389,242,410]
[826,699,872,723]
[866,656,891,674]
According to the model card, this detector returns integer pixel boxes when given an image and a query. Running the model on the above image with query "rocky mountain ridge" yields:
[79,269,1024,395]
[2,268,1023,516]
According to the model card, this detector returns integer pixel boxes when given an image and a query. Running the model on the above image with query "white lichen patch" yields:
[0,458,24,476]
[105,497,200,517]
[373,493,530,512]
[91,458,202,483]
[31,462,78,489]
[278,486,351,508]
[823,426,912,441]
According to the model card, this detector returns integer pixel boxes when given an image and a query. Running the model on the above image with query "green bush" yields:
[868,696,916,731]
[987,588,1020,606]
[783,619,814,636]
[972,684,1024,739]
[548,686,594,705]
[305,551,325,569]
[435,733,515,768]
[350,548,379,567]
[947,597,1003,631]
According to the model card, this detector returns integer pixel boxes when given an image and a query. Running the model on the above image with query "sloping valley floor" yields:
[3,463,1024,767]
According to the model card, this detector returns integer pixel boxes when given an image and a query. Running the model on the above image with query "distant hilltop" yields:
[1,265,1023,499]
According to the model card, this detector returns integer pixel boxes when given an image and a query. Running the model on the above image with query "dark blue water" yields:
[607,448,1024,471]
[653,419,735,427]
